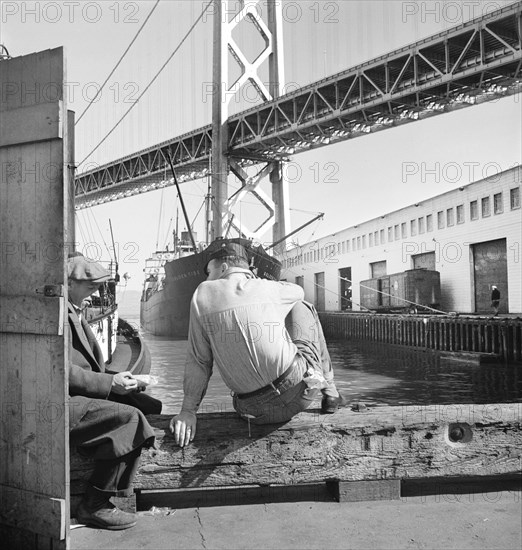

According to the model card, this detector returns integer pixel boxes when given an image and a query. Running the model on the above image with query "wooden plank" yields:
[0,295,64,335]
[0,48,69,547]
[0,102,63,148]
[327,479,401,502]
[70,403,522,495]
[0,485,65,540]
[135,484,333,510]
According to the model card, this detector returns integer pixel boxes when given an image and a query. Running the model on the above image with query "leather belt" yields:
[236,359,298,400]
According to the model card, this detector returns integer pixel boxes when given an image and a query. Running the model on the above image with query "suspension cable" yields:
[75,0,161,125]
[78,0,214,168]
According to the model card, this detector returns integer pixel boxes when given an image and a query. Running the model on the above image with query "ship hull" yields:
[140,238,281,338]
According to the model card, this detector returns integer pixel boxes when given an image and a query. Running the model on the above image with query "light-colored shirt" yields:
[181,269,304,414]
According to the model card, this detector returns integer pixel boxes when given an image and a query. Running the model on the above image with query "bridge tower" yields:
[211,0,289,252]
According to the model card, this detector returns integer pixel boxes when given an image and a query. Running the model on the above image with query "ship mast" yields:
[166,154,197,251]
[204,174,212,246]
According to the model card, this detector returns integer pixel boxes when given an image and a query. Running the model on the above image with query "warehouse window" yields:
[370,260,387,278]
[446,208,454,227]
[387,227,393,242]
[418,217,425,234]
[510,187,520,210]
[374,231,379,246]
[470,200,478,220]
[437,211,445,229]
[394,224,400,240]
[494,193,503,214]
[426,214,433,232]
[401,222,407,238]
[456,204,464,224]
[410,219,417,236]
[369,233,373,247]
[380,229,385,243]
[481,196,491,217]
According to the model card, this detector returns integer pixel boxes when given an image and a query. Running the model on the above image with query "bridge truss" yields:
[75,2,522,210]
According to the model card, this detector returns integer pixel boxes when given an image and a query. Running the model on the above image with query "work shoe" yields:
[76,500,137,530]
[321,393,347,414]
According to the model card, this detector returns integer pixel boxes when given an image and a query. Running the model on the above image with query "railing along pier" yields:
[319,313,522,362]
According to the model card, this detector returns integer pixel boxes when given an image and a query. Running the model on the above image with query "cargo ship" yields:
[140,232,282,338]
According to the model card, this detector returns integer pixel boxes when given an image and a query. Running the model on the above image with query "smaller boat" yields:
[84,264,151,375]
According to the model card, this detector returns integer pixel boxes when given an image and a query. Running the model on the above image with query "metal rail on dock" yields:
[320,313,522,362]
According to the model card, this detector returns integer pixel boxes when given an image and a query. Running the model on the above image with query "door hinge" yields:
[35,284,64,297]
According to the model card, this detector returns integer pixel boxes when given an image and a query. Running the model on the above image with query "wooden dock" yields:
[70,403,521,510]
[320,313,522,362]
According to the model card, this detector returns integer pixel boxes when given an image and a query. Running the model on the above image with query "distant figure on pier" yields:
[170,243,347,448]
[491,285,501,316]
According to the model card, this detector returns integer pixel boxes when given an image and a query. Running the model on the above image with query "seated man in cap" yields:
[170,243,346,447]
[67,253,157,530]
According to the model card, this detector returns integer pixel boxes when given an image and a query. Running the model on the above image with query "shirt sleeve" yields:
[181,291,214,414]
[278,281,305,304]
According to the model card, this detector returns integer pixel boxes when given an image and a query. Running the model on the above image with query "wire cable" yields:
[75,0,161,126]
[78,0,214,168]
[339,275,447,314]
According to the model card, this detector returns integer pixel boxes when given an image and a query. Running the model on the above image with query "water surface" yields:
[138,328,521,415]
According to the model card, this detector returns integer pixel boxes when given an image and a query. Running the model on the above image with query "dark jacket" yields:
[68,303,113,399]
[68,303,156,459]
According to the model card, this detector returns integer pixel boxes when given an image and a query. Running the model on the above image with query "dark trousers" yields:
[70,395,156,498]
[233,301,338,424]
[89,447,142,497]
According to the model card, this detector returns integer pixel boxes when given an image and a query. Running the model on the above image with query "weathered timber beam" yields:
[70,403,521,494]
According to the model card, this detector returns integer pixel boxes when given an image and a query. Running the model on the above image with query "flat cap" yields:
[67,254,111,282]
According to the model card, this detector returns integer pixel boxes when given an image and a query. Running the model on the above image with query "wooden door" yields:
[472,238,508,314]
[314,272,325,311]
[339,267,352,311]
[0,48,70,548]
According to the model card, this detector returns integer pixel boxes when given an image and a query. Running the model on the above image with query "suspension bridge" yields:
[74,1,522,243]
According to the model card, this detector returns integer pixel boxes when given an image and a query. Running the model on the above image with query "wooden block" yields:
[327,479,401,502]
[133,404,521,489]
[69,404,522,509]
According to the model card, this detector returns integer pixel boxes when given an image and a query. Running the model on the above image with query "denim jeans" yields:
[233,300,338,425]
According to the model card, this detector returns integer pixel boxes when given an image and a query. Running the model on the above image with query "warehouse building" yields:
[278,165,521,315]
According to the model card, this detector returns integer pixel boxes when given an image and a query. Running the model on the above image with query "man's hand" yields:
[170,411,197,447]
[111,371,139,395]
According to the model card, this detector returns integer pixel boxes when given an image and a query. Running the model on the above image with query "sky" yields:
[1,0,521,290]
